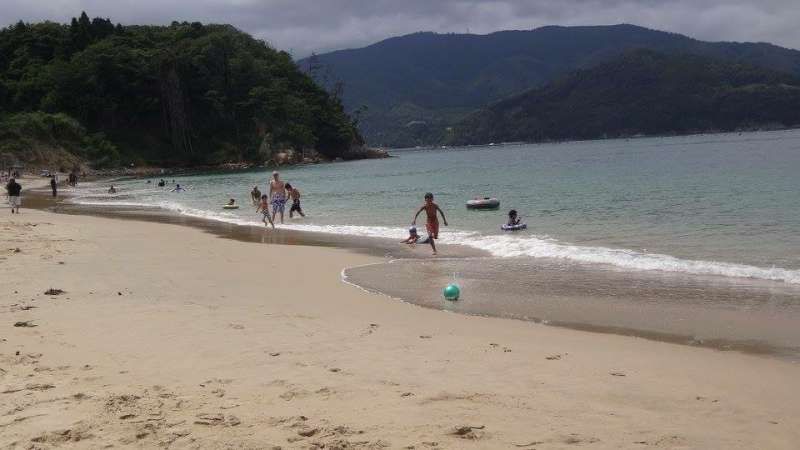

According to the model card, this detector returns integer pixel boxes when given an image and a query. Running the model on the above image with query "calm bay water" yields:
[72,130,800,282]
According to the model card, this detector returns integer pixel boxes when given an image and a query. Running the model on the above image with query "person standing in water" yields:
[256,194,275,228]
[412,192,448,255]
[268,171,287,224]
[285,183,305,218]
[50,176,57,197]
[250,185,261,205]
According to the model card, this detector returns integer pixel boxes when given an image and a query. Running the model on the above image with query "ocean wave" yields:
[68,195,800,285]
[454,234,800,284]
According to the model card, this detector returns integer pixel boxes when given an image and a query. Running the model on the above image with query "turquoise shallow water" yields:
[71,129,800,284]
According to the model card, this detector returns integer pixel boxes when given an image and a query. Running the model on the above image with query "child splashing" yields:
[411,193,448,255]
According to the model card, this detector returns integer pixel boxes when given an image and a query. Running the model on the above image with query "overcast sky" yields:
[2,0,799,57]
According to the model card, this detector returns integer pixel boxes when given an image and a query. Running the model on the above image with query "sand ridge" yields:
[2,208,800,449]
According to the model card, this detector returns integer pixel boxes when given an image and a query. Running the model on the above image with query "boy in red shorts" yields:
[411,192,448,255]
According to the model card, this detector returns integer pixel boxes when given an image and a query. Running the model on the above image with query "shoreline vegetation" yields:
[0,13,387,175]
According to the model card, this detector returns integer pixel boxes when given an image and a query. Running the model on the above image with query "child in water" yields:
[227,198,236,206]
[402,226,420,244]
[507,209,520,226]
[256,194,275,229]
[412,192,448,255]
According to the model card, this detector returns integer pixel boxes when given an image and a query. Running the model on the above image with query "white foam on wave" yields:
[69,192,800,285]
[447,233,800,285]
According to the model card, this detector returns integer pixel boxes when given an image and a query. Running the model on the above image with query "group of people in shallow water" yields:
[251,171,304,229]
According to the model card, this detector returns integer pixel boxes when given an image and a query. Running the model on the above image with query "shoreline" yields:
[23,183,800,361]
[3,204,800,448]
[23,184,800,361]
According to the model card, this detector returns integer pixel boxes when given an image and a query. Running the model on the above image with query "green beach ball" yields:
[443,284,460,301]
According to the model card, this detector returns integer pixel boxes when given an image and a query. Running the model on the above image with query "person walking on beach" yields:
[285,183,305,218]
[50,176,57,197]
[269,171,287,224]
[412,192,448,255]
[6,178,22,214]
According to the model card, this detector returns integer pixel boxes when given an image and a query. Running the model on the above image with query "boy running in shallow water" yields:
[412,192,448,255]
[285,183,305,218]
[256,194,275,228]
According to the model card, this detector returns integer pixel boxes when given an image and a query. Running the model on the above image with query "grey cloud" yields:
[1,0,799,57]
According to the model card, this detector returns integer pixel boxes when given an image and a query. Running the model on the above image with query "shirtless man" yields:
[268,171,287,224]
[411,192,448,255]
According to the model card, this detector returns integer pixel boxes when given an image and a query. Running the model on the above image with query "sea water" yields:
[72,130,800,282]
[68,130,800,356]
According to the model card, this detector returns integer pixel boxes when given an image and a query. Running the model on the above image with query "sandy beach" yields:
[3,192,800,448]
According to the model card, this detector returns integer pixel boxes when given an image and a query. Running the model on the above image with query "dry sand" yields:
[2,197,800,448]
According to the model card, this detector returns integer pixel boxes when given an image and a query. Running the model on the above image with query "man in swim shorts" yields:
[269,171,287,224]
[285,183,305,218]
[412,192,448,255]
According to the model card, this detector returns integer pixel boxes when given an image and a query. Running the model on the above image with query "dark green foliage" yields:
[449,50,800,145]
[0,13,361,167]
[0,111,119,168]
[301,24,800,147]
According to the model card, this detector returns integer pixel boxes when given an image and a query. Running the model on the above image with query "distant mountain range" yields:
[299,24,800,147]
[450,50,800,145]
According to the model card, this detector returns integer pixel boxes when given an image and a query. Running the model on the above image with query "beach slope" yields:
[2,209,799,448]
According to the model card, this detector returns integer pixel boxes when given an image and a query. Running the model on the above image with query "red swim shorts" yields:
[426,220,439,239]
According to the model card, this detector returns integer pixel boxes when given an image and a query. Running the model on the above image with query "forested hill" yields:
[449,50,800,145]
[300,24,800,147]
[0,13,363,169]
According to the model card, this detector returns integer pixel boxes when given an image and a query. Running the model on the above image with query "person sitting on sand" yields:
[507,209,520,226]
[250,185,261,205]
[402,226,420,244]
[171,184,185,192]
[411,192,448,255]
[285,183,305,218]
[108,185,117,194]
[256,194,275,229]
[6,177,22,214]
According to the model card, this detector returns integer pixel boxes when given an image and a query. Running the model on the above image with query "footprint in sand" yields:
[451,425,486,440]
[361,323,380,336]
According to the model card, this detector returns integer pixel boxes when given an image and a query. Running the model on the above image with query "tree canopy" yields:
[0,13,362,168]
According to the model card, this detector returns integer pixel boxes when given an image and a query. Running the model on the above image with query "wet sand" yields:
[345,257,800,360]
[3,183,800,448]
